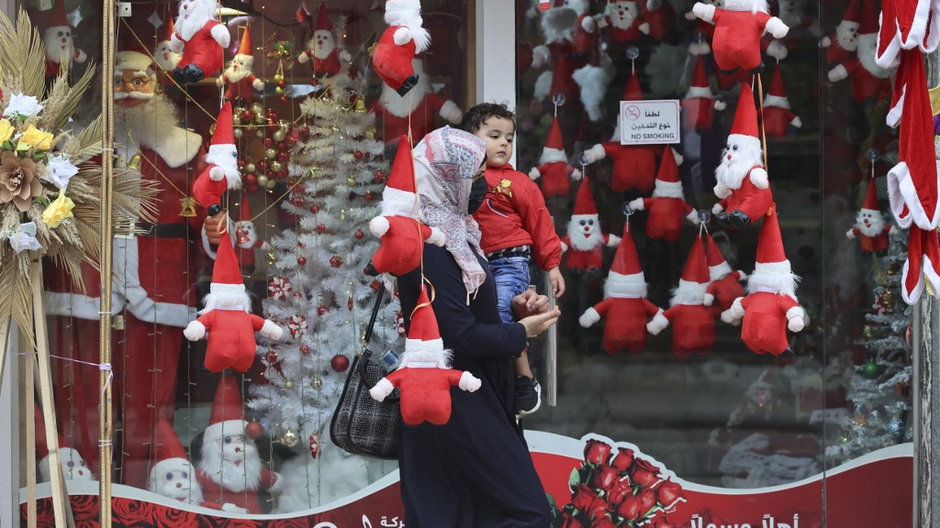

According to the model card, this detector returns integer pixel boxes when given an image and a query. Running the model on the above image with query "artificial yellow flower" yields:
[41,192,74,228]
[17,124,54,151]
[0,119,15,144]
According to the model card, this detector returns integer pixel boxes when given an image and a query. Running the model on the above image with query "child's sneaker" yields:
[514,376,541,418]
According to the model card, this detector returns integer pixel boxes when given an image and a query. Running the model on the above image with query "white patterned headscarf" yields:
[412,126,488,296]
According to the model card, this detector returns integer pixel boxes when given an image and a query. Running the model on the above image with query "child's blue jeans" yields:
[489,256,531,324]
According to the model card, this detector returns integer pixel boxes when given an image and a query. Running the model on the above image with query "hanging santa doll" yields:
[153,11,181,83]
[681,50,726,132]
[372,0,430,96]
[595,0,650,46]
[529,116,582,198]
[35,406,94,483]
[234,194,269,273]
[819,0,860,65]
[627,145,700,241]
[845,177,893,256]
[703,231,747,311]
[297,2,351,82]
[642,0,676,41]
[561,179,621,274]
[367,135,445,276]
[192,102,242,217]
[41,0,88,78]
[170,0,231,84]
[217,28,264,103]
[646,234,722,359]
[147,418,207,507]
[691,0,789,74]
[711,82,774,228]
[530,0,590,105]
[183,234,283,372]
[579,223,663,354]
[372,57,463,145]
[197,375,284,513]
[369,286,482,425]
[762,64,802,139]
[826,0,893,104]
[720,206,807,356]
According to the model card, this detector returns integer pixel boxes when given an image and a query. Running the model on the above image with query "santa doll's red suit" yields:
[561,180,621,273]
[646,235,722,359]
[219,29,264,103]
[628,145,700,241]
[192,102,242,216]
[721,207,806,355]
[681,52,726,132]
[183,235,282,373]
[170,0,230,83]
[153,13,181,87]
[762,64,802,139]
[529,117,582,197]
[579,224,662,354]
[372,0,430,96]
[691,0,789,73]
[368,135,445,276]
[703,231,746,310]
[297,3,347,79]
[40,0,87,78]
[846,177,892,255]
[43,49,207,488]
[370,287,482,425]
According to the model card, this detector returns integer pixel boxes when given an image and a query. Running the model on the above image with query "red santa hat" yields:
[861,177,879,213]
[679,236,710,286]
[652,145,682,197]
[842,0,862,24]
[704,232,733,280]
[768,65,787,98]
[686,55,712,97]
[605,223,647,298]
[403,286,448,363]
[754,206,791,275]
[208,232,246,300]
[545,117,565,151]
[46,0,69,28]
[377,135,418,217]
[148,419,192,487]
[728,83,761,155]
[315,2,331,31]
[859,0,879,35]
[203,375,248,443]
[572,179,598,216]
[623,71,643,101]
[211,102,235,147]
[163,6,176,42]
[236,27,254,57]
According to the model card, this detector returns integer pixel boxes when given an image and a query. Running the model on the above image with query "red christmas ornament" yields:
[331,354,350,372]
[308,433,320,458]
[354,229,365,240]
[297,256,307,266]
[370,280,381,291]
[373,170,385,183]
[330,255,343,268]
[245,421,264,440]
[257,160,269,172]
[244,173,257,185]
[278,151,290,163]
[310,204,319,214]
[265,349,278,363]
[240,110,253,123]
[278,168,289,180]
[278,79,287,88]
[353,150,363,160]
[300,345,310,354]
[264,137,274,148]
[237,159,246,168]
[317,305,327,316]
[293,291,302,298]
[316,223,327,233]
[280,95,289,104]
[348,297,354,310]
[278,142,288,151]
[245,183,259,193]
[364,192,375,202]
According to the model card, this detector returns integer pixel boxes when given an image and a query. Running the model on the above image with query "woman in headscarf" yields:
[395,126,560,527]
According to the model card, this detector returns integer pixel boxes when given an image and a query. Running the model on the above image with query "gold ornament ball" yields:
[265,148,277,159]
[275,86,285,96]
[273,129,287,142]
[254,114,267,125]
[244,162,256,174]
[266,250,278,265]
[347,177,356,185]
[250,102,264,114]
[281,427,299,447]
[255,129,266,138]
[256,175,270,187]
[271,161,284,173]
[265,178,278,191]
[882,291,894,305]
[234,128,243,139]
[311,376,322,389]
[274,73,284,82]
[279,120,290,131]
[863,325,873,338]
[285,379,295,390]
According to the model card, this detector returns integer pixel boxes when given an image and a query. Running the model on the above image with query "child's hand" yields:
[548,267,566,298]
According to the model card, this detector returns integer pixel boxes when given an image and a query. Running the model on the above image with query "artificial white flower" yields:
[4,93,43,118]
[44,154,79,190]
[8,222,41,253]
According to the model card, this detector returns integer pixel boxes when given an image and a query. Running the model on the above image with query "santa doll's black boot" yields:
[396,74,420,96]
[363,261,379,276]
[726,210,752,228]
[172,64,206,85]
[747,62,766,74]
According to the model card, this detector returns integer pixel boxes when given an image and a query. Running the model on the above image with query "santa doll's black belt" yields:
[486,245,531,260]
[136,222,191,238]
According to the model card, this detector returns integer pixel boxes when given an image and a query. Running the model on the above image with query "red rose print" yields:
[585,495,610,520]
[112,497,156,525]
[560,511,584,528]
[663,503,693,525]
[637,488,657,514]
[152,503,198,528]
[616,495,644,521]
[649,517,677,528]
[631,458,661,488]
[606,478,633,506]
[21,499,54,526]
[69,495,100,522]
[590,515,618,528]
[268,516,313,528]
[583,439,612,466]
[589,464,619,492]
[571,484,599,512]
[76,521,100,528]
[610,447,635,473]
[657,479,684,508]
[218,517,262,528]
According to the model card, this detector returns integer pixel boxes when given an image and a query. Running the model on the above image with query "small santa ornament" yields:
[297,2,351,81]
[528,116,582,197]
[197,376,284,513]
[153,12,182,79]
[846,177,893,256]
[826,0,893,103]
[183,234,283,372]
[147,418,205,506]
[579,223,663,354]
[369,286,482,425]
[711,82,774,228]
[819,0,860,65]
[595,0,650,45]
[762,64,802,139]
[170,0,231,84]
[372,0,430,96]
[703,231,747,311]
[691,0,789,74]
[218,28,265,103]
[192,102,242,217]
[646,234,722,359]
[367,135,445,276]
[627,145,700,241]
[371,57,463,144]
[41,0,88,78]
[234,194,269,272]
[681,50,726,132]
[720,206,807,356]
[35,406,93,482]
[530,0,590,105]
[561,179,621,274]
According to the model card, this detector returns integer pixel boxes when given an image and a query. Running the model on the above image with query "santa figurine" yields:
[691,0,789,74]
[627,145,700,242]
[147,418,206,507]
[528,116,582,198]
[35,406,94,483]
[681,50,726,132]
[561,179,621,274]
[703,231,747,311]
[297,2,351,82]
[153,12,182,81]
[846,177,893,256]
[197,376,284,513]
[234,194,269,273]
[183,234,282,373]
[530,0,590,105]
[762,64,802,139]
[372,57,463,145]
[369,286,482,425]
[192,102,242,217]
[217,28,265,103]
[646,235,722,359]
[819,0,860,65]
[40,0,88,78]
[595,0,650,46]
[721,206,807,356]
[367,135,445,276]
[579,223,663,354]
[170,0,231,84]
[372,0,430,96]
[711,83,774,228]
[642,0,676,41]
[826,0,893,104]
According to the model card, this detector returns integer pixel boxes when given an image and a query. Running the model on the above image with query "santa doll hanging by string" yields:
[40,0,87,78]
[762,64,802,139]
[367,135,445,276]
[170,0,231,84]
[370,285,482,425]
[579,222,663,354]
[297,2,351,83]
[183,234,283,372]
[197,376,284,513]
[561,178,621,274]
[529,108,582,198]
[218,27,264,103]
[826,0,893,104]
[691,0,789,74]
[530,1,591,106]
[720,206,807,356]
[711,82,774,228]
[371,57,463,145]
[595,0,650,46]
[846,167,894,256]
[372,0,430,96]
[681,48,727,132]
[646,233,722,359]
[627,145,700,242]
[147,418,209,508]
[703,231,747,311]
[192,102,242,217]
[234,194,269,273]
[153,9,181,83]
[819,0,860,65]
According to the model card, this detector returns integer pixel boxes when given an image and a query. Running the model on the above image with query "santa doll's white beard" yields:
[204,151,242,184]
[715,149,762,190]
[670,280,708,306]
[115,93,182,151]
[722,0,768,13]
[199,440,263,493]
[855,211,885,237]
[155,42,181,70]
[541,7,577,43]
[747,268,800,300]
[609,5,639,29]
[176,0,216,41]
[567,217,605,252]
[836,23,859,51]
[44,31,73,64]
[380,75,430,117]
[384,3,431,53]
[311,33,336,60]
[857,34,893,78]
[200,290,252,314]
[224,55,253,82]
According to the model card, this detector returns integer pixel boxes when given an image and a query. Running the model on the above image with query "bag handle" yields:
[362,286,385,346]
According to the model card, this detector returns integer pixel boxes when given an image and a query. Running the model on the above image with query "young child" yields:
[462,103,565,418]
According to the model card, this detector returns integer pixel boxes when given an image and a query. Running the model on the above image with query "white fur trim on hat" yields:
[652,179,683,198]
[203,419,248,443]
[210,282,247,295]
[671,279,708,306]
[886,159,940,230]
[709,261,732,280]
[115,51,154,74]
[763,95,790,109]
[381,186,419,217]
[539,147,567,165]
[685,86,714,99]
[753,259,792,275]
[605,271,648,298]
[401,342,450,367]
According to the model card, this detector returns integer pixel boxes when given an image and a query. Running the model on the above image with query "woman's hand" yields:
[511,289,550,319]
[518,307,561,338]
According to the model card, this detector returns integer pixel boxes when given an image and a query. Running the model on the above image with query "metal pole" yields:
[543,273,557,407]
